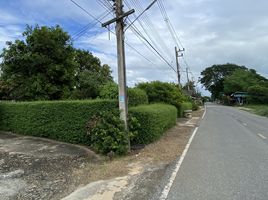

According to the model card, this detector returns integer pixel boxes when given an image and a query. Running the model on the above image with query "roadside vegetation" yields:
[244,105,268,118]
[200,63,268,111]
[0,24,202,156]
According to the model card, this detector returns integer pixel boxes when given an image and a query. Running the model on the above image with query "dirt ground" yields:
[0,108,204,200]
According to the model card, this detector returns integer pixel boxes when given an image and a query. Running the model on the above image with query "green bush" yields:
[192,101,199,111]
[129,104,177,144]
[87,110,129,155]
[137,81,190,112]
[177,102,193,117]
[99,83,148,107]
[99,82,118,100]
[247,85,268,104]
[128,88,148,106]
[0,100,117,144]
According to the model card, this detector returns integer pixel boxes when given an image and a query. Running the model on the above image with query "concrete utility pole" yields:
[102,1,134,131]
[186,67,190,92]
[175,46,184,87]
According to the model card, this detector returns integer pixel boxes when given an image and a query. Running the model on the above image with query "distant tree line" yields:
[200,63,268,104]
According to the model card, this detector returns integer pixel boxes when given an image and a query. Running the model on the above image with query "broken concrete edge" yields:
[0,131,102,160]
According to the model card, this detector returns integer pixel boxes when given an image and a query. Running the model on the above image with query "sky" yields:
[1,0,268,96]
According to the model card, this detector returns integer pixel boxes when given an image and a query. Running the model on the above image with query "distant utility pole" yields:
[186,67,190,91]
[175,46,184,87]
[102,1,134,131]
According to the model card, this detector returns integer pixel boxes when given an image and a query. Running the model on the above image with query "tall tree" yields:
[200,63,246,99]
[71,49,113,99]
[0,25,114,101]
[0,25,77,100]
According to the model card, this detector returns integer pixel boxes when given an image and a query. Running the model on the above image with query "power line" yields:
[97,0,114,12]
[158,0,184,49]
[124,0,177,73]
[70,0,104,23]
[127,0,173,62]
[70,0,159,67]
[129,24,177,73]
[72,10,111,41]
[123,0,165,57]
[125,0,157,31]
[125,42,156,65]
[70,0,177,78]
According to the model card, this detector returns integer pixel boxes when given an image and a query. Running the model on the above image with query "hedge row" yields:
[0,101,177,154]
[177,102,193,117]
[0,100,117,144]
[129,104,177,144]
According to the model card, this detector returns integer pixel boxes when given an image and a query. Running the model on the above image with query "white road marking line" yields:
[243,123,247,126]
[159,127,199,200]
[202,105,207,119]
[257,134,267,140]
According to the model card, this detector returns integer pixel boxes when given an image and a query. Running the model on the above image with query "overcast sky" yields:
[1,0,268,95]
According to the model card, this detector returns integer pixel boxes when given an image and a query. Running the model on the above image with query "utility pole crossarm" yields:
[102,9,135,27]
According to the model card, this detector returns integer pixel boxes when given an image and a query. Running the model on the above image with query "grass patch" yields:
[244,104,268,117]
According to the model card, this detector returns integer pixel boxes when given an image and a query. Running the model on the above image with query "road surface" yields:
[166,103,268,200]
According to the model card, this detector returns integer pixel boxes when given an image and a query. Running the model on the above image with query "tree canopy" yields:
[0,25,113,101]
[224,68,268,103]
[70,49,113,99]
[224,69,268,94]
[200,63,246,99]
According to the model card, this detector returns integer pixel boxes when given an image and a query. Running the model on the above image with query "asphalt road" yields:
[166,103,268,200]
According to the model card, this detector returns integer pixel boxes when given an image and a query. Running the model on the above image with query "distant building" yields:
[230,92,248,105]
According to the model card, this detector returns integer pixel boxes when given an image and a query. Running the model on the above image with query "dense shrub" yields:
[99,82,118,100]
[87,110,129,155]
[177,102,193,117]
[129,104,177,144]
[247,85,268,104]
[192,101,199,111]
[99,83,148,106]
[128,88,148,106]
[137,81,189,112]
[0,100,117,144]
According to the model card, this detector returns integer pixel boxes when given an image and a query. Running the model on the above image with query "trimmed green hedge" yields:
[0,100,177,153]
[0,100,117,144]
[177,102,193,117]
[129,104,177,144]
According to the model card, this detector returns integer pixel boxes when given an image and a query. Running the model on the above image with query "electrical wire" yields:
[70,0,177,79]
[72,10,111,41]
[127,0,173,62]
